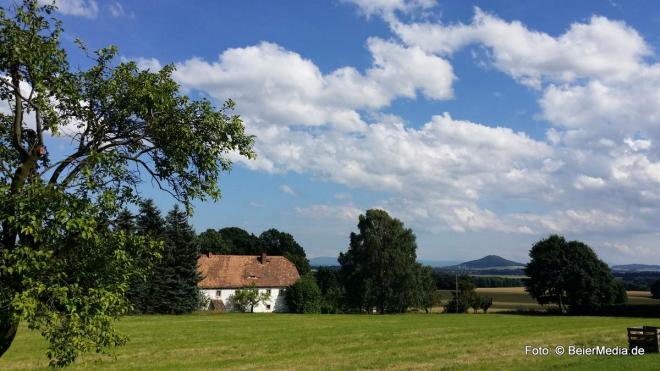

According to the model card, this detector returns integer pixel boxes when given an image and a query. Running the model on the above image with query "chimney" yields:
[207,252,212,258]
[260,252,267,264]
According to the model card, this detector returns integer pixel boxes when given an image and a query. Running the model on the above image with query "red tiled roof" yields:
[197,254,300,289]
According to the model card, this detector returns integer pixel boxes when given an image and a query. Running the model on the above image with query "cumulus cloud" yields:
[173,39,453,132]
[131,5,660,259]
[392,8,649,87]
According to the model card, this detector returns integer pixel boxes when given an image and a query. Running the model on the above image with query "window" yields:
[266,289,272,294]
[216,290,222,298]
[266,304,271,310]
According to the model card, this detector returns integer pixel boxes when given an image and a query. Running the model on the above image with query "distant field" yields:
[2,313,659,370]
[437,288,660,312]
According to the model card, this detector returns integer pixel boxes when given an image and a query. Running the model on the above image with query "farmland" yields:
[446,288,660,312]
[2,311,659,370]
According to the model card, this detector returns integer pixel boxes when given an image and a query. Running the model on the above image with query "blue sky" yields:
[15,0,660,264]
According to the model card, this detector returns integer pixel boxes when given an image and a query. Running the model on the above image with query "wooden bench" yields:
[627,326,659,353]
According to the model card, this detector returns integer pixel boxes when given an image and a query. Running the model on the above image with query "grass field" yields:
[1,312,659,370]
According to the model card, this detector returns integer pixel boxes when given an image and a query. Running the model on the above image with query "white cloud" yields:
[107,2,134,18]
[296,204,363,222]
[133,57,162,71]
[131,6,660,263]
[42,0,99,18]
[173,39,454,132]
[573,175,606,190]
[392,8,649,87]
[343,0,437,18]
[279,185,297,196]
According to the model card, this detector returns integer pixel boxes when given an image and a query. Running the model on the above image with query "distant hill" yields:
[309,256,339,266]
[443,255,525,271]
[611,264,660,272]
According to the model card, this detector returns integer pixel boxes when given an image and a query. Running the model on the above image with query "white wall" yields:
[201,287,289,313]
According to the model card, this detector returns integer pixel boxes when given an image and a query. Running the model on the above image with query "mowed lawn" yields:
[2,313,659,370]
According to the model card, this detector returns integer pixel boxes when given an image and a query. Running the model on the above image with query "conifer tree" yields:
[150,205,201,313]
[127,200,165,313]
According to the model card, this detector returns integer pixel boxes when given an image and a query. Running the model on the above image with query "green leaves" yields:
[1,0,253,365]
[1,181,161,366]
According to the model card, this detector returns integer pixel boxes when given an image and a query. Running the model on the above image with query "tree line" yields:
[287,211,633,316]
[114,200,312,314]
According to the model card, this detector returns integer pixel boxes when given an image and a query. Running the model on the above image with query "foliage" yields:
[432,270,525,289]
[126,200,165,314]
[286,274,321,313]
[231,283,271,313]
[524,235,627,314]
[315,267,345,313]
[443,275,477,313]
[415,264,441,313]
[200,226,311,275]
[479,296,493,313]
[0,184,160,366]
[197,229,230,255]
[259,228,310,275]
[0,0,253,365]
[218,227,263,255]
[146,206,201,314]
[339,209,419,313]
[651,279,660,299]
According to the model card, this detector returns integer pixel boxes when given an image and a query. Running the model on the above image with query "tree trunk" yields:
[0,312,18,358]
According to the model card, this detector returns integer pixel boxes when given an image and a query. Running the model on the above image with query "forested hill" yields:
[442,255,525,270]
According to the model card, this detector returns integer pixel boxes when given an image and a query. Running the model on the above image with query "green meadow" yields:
[2,312,659,370]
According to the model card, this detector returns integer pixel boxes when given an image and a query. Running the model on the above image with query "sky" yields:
[7,0,660,264]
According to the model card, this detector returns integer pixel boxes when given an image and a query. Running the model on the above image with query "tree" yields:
[0,1,254,365]
[651,279,660,299]
[259,228,310,275]
[126,200,165,314]
[415,264,441,313]
[115,209,135,233]
[286,274,322,313]
[479,296,493,314]
[135,199,166,239]
[197,229,231,255]
[315,267,344,313]
[525,235,627,314]
[231,283,271,312]
[339,209,419,314]
[218,227,263,254]
[148,205,201,314]
[470,296,481,314]
[444,275,476,313]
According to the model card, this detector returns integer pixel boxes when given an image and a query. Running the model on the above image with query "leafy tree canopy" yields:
[286,274,321,313]
[259,228,310,275]
[651,279,660,299]
[339,209,419,314]
[0,1,253,365]
[231,283,271,313]
[197,228,231,255]
[524,235,627,314]
[218,227,263,255]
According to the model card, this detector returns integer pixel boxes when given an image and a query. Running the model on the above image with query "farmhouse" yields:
[197,253,300,312]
